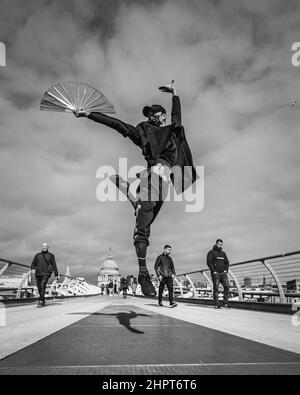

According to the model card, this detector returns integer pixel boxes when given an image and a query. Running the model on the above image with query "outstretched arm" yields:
[159,81,181,126]
[75,111,141,148]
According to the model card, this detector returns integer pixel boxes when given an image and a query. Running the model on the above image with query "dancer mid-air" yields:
[74,81,197,297]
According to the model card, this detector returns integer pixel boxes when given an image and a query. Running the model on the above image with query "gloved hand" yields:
[74,109,88,118]
[159,80,176,95]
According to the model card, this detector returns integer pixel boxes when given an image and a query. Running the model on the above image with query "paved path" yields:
[0,296,299,375]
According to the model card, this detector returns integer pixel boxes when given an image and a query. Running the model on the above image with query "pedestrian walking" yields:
[31,243,59,308]
[154,245,177,308]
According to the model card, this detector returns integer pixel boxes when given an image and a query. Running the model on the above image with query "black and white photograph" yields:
[0,0,300,380]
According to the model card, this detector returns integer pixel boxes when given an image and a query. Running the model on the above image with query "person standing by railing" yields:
[31,243,59,308]
[155,245,177,308]
[207,239,230,309]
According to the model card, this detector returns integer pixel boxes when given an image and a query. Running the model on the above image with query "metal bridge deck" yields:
[0,296,299,375]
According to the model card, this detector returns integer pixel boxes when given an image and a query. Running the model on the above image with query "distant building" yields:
[244,277,252,288]
[287,280,300,293]
[97,249,121,288]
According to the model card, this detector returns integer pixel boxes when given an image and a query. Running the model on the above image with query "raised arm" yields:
[171,95,182,127]
[75,110,141,148]
[159,81,181,127]
[88,112,142,148]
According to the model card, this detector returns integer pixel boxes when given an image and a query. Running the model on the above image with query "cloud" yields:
[0,0,300,282]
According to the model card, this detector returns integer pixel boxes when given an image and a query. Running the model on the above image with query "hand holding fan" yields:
[159,80,176,94]
[40,81,116,116]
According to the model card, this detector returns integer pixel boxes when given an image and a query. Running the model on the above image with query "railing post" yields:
[201,271,213,290]
[174,277,184,297]
[262,259,286,303]
[185,275,197,297]
[49,279,58,297]
[58,277,69,296]
[16,271,31,299]
[0,263,10,278]
[228,270,243,301]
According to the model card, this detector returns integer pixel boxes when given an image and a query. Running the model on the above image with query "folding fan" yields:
[40,81,116,114]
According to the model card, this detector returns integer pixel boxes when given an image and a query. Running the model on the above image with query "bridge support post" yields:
[201,271,213,290]
[174,277,184,297]
[16,270,31,299]
[262,260,286,303]
[185,275,197,298]
[228,270,243,301]
[49,279,58,297]
[0,263,10,278]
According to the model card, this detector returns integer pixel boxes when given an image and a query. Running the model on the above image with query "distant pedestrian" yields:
[120,277,129,298]
[207,239,230,309]
[131,277,138,297]
[108,281,114,296]
[154,245,177,308]
[113,281,118,295]
[101,284,105,295]
[31,243,59,308]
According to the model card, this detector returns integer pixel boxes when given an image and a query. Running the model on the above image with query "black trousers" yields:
[134,167,170,247]
[158,277,174,305]
[36,275,50,303]
[213,272,230,305]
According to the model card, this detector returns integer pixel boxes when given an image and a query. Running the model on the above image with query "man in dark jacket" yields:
[75,82,197,298]
[207,239,230,309]
[154,245,177,308]
[31,243,59,308]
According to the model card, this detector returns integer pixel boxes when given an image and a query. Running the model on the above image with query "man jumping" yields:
[74,82,197,297]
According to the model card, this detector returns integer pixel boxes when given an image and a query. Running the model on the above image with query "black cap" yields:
[143,104,166,118]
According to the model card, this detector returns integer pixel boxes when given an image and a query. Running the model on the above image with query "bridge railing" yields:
[175,250,300,304]
[0,258,101,300]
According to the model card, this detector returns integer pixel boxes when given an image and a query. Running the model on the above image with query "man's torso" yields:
[156,254,174,278]
[34,252,54,276]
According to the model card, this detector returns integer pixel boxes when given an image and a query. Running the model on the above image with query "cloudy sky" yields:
[0,0,300,282]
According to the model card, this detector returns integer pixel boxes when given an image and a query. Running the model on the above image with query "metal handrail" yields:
[176,250,300,277]
[174,250,300,303]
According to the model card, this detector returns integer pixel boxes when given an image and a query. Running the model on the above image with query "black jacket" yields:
[31,252,58,277]
[88,96,197,194]
[154,254,176,278]
[207,245,229,274]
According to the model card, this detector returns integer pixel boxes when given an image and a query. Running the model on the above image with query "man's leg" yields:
[35,275,42,304]
[39,276,50,305]
[213,274,221,307]
[109,175,138,211]
[158,278,166,305]
[134,169,170,297]
[220,273,230,305]
[166,277,174,305]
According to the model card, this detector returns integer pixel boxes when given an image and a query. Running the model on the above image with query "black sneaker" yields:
[214,305,221,309]
[158,303,164,307]
[36,301,43,308]
[138,272,157,297]
[223,303,231,308]
[170,303,178,308]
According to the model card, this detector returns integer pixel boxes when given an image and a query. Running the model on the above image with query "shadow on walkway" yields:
[69,311,151,334]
